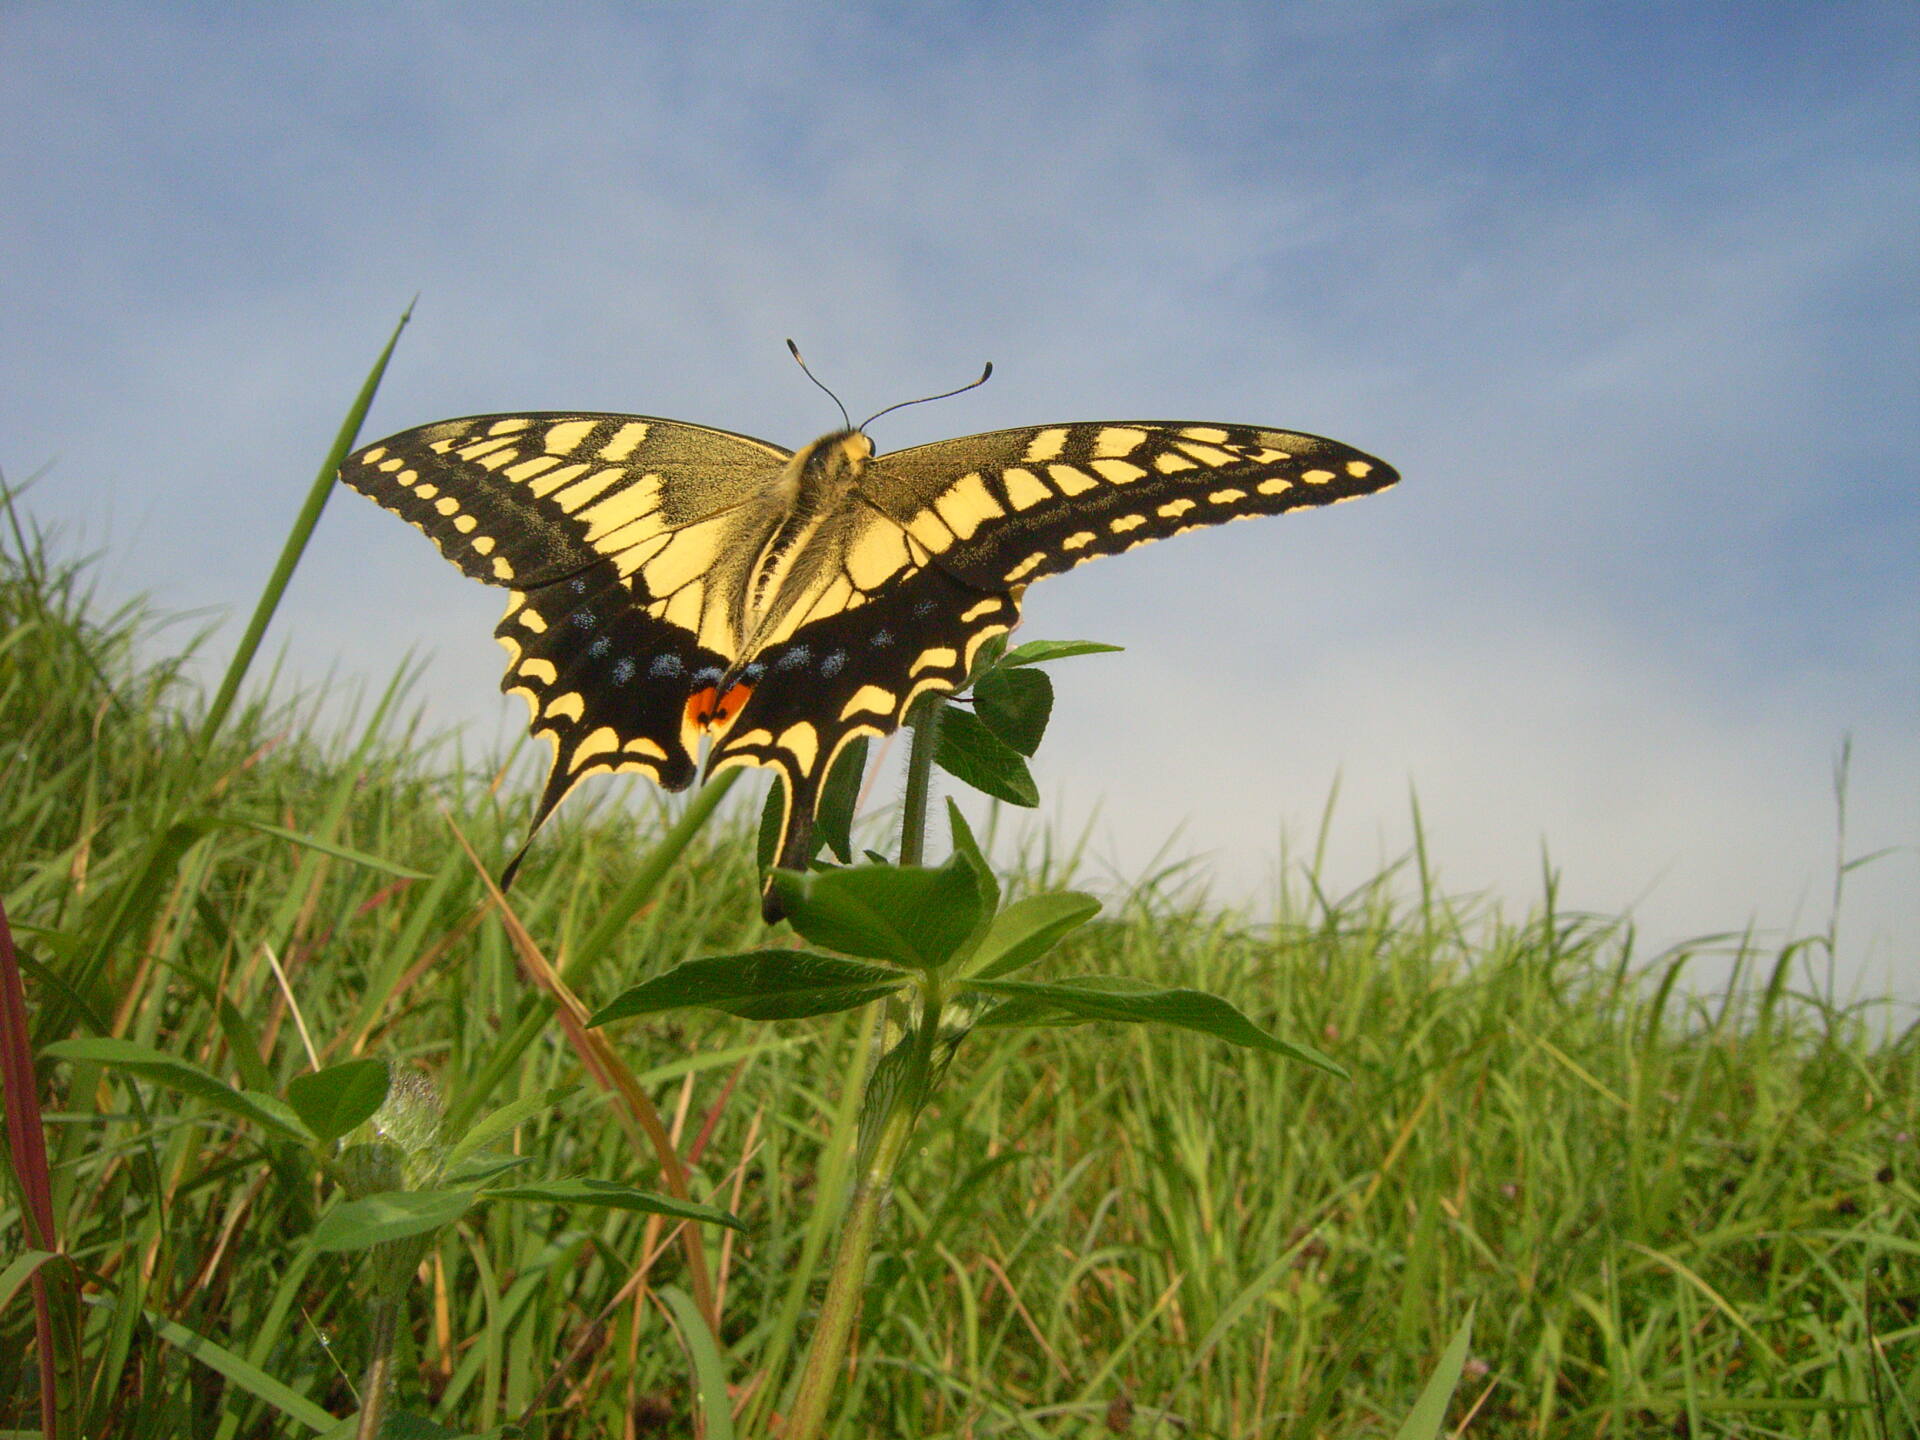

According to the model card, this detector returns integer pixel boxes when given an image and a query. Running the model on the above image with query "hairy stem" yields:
[354,1297,399,1440]
[782,973,943,1440]
[897,692,945,868]
[772,694,952,1435]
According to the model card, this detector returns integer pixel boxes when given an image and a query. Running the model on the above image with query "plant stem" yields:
[782,973,943,1440]
[898,693,945,868]
[354,1297,399,1440]
[779,707,949,1437]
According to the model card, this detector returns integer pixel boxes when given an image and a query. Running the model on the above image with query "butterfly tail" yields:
[496,760,583,892]
[758,766,825,924]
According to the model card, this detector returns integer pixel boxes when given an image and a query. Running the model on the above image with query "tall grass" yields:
[2,494,1916,1437]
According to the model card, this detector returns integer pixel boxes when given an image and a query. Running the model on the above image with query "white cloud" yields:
[3,4,1914,1001]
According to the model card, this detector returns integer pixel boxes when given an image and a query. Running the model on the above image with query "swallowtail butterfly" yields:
[340,380,1397,916]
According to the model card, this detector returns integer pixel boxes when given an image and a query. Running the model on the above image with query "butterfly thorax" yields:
[733,429,875,652]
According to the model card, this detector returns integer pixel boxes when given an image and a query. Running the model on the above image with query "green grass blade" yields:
[231,818,431,879]
[145,1308,339,1432]
[1392,1304,1476,1440]
[659,1285,736,1440]
[199,301,413,747]
[565,768,742,986]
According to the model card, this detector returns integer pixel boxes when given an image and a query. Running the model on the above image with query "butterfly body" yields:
[340,406,1398,909]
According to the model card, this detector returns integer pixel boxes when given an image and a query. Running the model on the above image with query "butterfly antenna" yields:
[858,361,994,432]
[786,339,852,431]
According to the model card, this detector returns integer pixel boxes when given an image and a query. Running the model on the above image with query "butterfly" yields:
[339,377,1397,918]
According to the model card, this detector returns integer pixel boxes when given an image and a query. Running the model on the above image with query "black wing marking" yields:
[860,421,1398,591]
[709,561,1022,891]
[495,562,728,832]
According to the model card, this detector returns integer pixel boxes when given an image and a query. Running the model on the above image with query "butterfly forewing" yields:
[861,422,1397,591]
[340,412,791,589]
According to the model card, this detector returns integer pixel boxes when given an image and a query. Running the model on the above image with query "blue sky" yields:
[5,4,1916,997]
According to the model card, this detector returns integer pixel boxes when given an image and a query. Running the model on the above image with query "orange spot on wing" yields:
[713,681,753,731]
[686,681,754,735]
[686,686,719,729]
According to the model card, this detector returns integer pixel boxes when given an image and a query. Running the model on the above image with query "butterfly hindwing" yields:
[709,558,1023,871]
[861,422,1397,591]
[496,560,727,815]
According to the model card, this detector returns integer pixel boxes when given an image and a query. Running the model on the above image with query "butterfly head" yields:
[799,428,874,479]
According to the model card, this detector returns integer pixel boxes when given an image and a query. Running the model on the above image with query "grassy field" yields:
[2,496,1916,1440]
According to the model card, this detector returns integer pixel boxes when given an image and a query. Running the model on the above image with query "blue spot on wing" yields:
[650,654,686,679]
[612,657,636,685]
